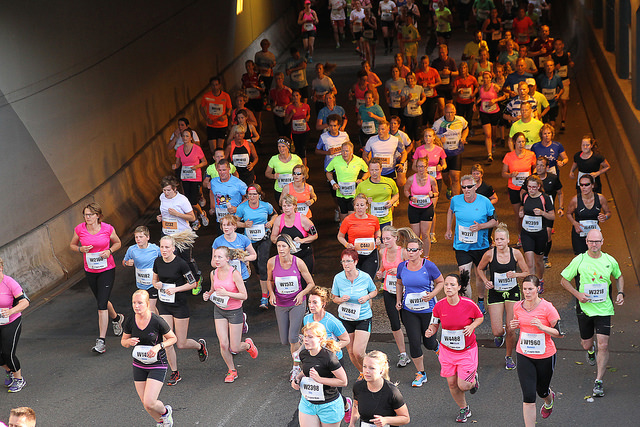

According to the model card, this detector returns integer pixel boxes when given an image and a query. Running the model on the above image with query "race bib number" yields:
[458,226,478,244]
[209,103,223,116]
[579,220,600,238]
[245,87,260,99]
[512,172,529,187]
[274,106,286,117]
[522,215,543,233]
[275,276,300,295]
[558,65,568,78]
[370,202,389,218]
[277,174,294,188]
[372,156,392,169]
[229,259,242,273]
[441,329,465,350]
[361,120,376,134]
[493,272,517,291]
[517,34,528,43]
[291,69,305,82]
[492,30,502,41]
[583,282,608,303]
[355,98,365,111]
[424,87,434,97]
[329,145,343,155]
[381,12,392,20]
[384,274,397,294]
[300,377,324,401]
[292,119,307,132]
[0,315,9,325]
[232,154,250,168]
[482,101,498,113]
[132,345,158,364]
[443,134,459,151]
[363,29,374,39]
[339,182,356,196]
[361,422,377,427]
[542,88,556,101]
[413,194,431,207]
[135,268,153,286]
[439,76,450,85]
[427,166,437,177]
[210,292,230,308]
[297,203,310,216]
[303,22,315,31]
[354,237,376,255]
[162,217,178,235]
[390,92,401,108]
[503,19,513,29]
[405,291,429,311]
[408,102,421,116]
[338,302,361,320]
[353,21,363,33]
[246,223,266,241]
[86,252,108,270]
[215,202,229,222]
[459,88,473,99]
[520,332,545,355]
[181,166,197,180]
[158,283,176,303]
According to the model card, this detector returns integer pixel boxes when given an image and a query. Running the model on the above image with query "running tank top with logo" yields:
[488,247,519,293]
[287,183,313,218]
[279,212,311,259]
[272,255,304,307]
[409,175,433,208]
[230,140,253,184]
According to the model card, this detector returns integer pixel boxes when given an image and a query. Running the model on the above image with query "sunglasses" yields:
[579,183,592,187]
[293,172,303,176]
[461,185,475,189]
[406,247,420,253]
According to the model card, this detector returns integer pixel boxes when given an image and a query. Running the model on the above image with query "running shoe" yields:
[200,212,209,227]
[430,233,437,244]
[343,397,353,423]
[456,406,471,423]
[411,372,428,387]
[308,56,313,63]
[336,43,341,49]
[487,154,493,163]
[259,297,269,309]
[544,256,552,268]
[8,378,25,393]
[198,196,206,207]
[192,275,203,295]
[167,371,181,386]
[112,313,124,336]
[242,312,249,334]
[587,345,596,366]
[397,353,411,368]
[515,237,522,248]
[191,219,200,231]
[470,373,479,394]
[494,330,506,348]
[505,356,516,370]
[593,380,604,397]
[538,279,544,294]
[435,340,440,357]
[560,121,566,131]
[290,365,301,382]
[161,405,173,427]
[478,300,486,315]
[225,370,238,383]
[446,187,453,200]
[4,370,13,387]
[245,338,259,358]
[540,390,555,418]
[197,338,208,362]
[92,338,106,354]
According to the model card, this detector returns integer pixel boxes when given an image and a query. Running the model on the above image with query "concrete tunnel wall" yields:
[0,0,299,296]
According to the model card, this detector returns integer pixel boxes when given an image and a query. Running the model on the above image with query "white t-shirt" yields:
[169,130,200,150]
[159,193,193,234]
[364,135,403,173]
[330,0,347,20]
[317,131,350,170]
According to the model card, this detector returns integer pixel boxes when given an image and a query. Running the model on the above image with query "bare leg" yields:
[160,315,177,371]
[135,379,166,422]
[392,329,406,354]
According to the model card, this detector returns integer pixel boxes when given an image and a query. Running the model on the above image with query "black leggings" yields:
[86,268,116,310]
[357,251,378,282]
[516,352,556,403]
[0,317,22,372]
[251,237,272,281]
[400,309,438,358]
[383,291,402,332]
[292,131,309,159]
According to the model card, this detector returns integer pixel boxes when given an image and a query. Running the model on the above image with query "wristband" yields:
[330,180,337,186]
[618,291,625,297]
[160,342,165,349]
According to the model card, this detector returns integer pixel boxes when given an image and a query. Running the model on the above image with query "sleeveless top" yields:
[409,175,434,208]
[272,255,304,307]
[301,11,316,32]
[279,213,312,259]
[479,84,500,114]
[213,267,242,310]
[286,182,313,218]
[488,247,519,292]
[572,193,602,239]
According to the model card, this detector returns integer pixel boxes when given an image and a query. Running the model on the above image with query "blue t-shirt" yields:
[235,200,275,239]
[397,259,442,313]
[358,104,386,134]
[123,244,162,290]
[503,72,533,97]
[331,270,377,321]
[536,73,564,108]
[303,312,347,359]
[530,140,566,173]
[210,176,248,222]
[450,194,495,251]
[212,234,253,279]
[317,105,346,126]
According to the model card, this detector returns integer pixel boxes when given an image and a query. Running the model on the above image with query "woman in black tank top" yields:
[566,174,611,255]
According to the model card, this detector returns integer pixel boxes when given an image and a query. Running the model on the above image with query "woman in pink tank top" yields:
[404,157,439,256]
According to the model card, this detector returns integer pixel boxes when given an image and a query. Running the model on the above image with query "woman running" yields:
[298,0,319,62]
[569,135,610,195]
[225,123,259,186]
[212,214,257,289]
[121,290,177,426]
[265,137,303,205]
[172,129,208,230]
[272,194,318,275]
[502,132,536,241]
[0,257,30,393]
[476,70,505,162]
[566,174,612,255]
[280,164,317,219]
[69,202,124,354]
[510,275,563,427]
[285,90,312,166]
[404,157,438,255]
[426,271,483,423]
[123,226,162,314]
[203,246,259,383]
[385,66,406,118]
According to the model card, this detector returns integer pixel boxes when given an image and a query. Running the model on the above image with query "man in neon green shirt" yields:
[326,141,369,221]
[355,159,399,227]
[560,229,625,398]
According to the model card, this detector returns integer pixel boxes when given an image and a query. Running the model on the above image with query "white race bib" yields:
[209,103,223,116]
[132,345,158,364]
[209,292,230,308]
[492,30,502,40]
[558,65,568,78]
[162,216,178,235]
[384,274,397,294]
[361,120,376,134]
[381,12,392,20]
[229,259,242,273]
[517,34,528,43]
[459,88,473,99]
[390,92,401,108]
[482,100,498,113]
[246,223,266,241]
[538,55,552,68]
[405,291,430,311]
[0,315,9,325]
[372,156,392,169]
[339,182,356,196]
[292,119,307,132]
[135,268,153,286]
[443,134,459,151]
[583,282,608,303]
[579,220,600,238]
[424,87,434,97]
[303,22,315,31]
[232,153,250,168]
[493,272,517,291]
[512,172,530,187]
[297,203,310,216]
[441,329,465,350]
[245,87,260,99]
[522,215,543,233]
[370,202,389,218]
[413,194,431,207]
[355,98,365,110]
[427,166,437,177]
[86,252,108,270]
[277,174,294,188]
[542,88,556,101]
[338,302,361,320]
[361,422,377,427]
[274,106,286,117]
[408,102,421,116]
[275,276,300,295]
[291,69,305,82]
[215,202,230,222]
[158,283,176,303]
[457,226,478,244]
[181,166,197,180]
[300,377,324,401]
[440,76,450,85]
[520,332,546,355]
[354,237,376,255]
